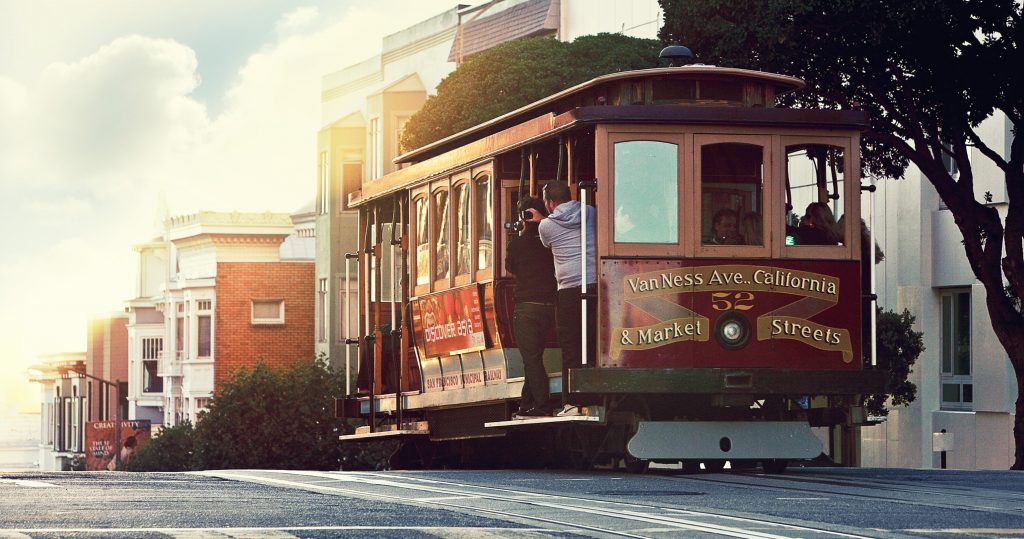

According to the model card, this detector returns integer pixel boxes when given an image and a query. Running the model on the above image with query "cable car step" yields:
[485,415,603,428]
[339,421,430,440]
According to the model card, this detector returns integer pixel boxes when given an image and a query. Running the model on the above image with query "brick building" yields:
[86,314,129,422]
[214,261,315,388]
[126,211,315,426]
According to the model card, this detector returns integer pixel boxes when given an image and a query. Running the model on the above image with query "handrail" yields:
[343,252,359,396]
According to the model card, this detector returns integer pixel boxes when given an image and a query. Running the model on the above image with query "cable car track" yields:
[202,470,874,539]
[659,470,1024,516]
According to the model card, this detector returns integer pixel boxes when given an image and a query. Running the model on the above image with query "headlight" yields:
[715,311,751,350]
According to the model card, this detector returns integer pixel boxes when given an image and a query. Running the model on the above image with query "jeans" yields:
[557,285,596,404]
[513,302,555,412]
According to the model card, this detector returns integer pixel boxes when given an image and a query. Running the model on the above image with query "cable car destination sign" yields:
[606,262,854,364]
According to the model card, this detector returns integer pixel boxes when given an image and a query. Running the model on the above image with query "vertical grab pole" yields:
[860,177,879,368]
[344,252,359,396]
[581,187,588,366]
[868,176,878,367]
[578,179,595,367]
[364,207,378,431]
[388,198,401,428]
[344,255,351,396]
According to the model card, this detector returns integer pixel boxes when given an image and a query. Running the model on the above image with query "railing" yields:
[159,363,183,377]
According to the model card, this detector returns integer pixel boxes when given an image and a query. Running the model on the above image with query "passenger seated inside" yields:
[795,202,841,245]
[740,211,762,246]
[706,208,742,245]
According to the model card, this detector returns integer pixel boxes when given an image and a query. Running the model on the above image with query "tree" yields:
[193,356,347,470]
[864,309,924,418]
[400,34,662,152]
[660,0,1024,468]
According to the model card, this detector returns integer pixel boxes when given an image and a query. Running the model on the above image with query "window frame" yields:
[451,175,473,287]
[940,289,973,411]
[606,132,687,257]
[431,180,452,292]
[779,135,857,260]
[473,170,494,282]
[694,133,774,259]
[251,298,285,326]
[411,188,431,297]
[318,277,328,343]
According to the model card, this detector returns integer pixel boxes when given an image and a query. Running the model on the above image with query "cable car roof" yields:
[394,65,806,165]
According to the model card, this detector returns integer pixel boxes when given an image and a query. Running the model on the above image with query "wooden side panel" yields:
[601,258,861,370]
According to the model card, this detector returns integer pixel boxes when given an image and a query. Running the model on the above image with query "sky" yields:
[0,0,457,413]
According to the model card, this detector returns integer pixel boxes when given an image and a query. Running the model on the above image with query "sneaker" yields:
[513,407,551,420]
[556,404,581,417]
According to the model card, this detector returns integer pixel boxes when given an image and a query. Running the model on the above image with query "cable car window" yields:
[699,80,743,103]
[614,141,678,243]
[476,175,492,271]
[433,189,450,281]
[652,78,696,103]
[700,143,764,246]
[785,144,845,246]
[454,182,471,277]
[414,196,429,286]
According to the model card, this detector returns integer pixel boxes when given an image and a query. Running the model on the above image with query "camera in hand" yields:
[503,219,524,233]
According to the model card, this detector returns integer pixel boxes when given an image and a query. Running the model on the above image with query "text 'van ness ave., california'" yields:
[623,265,839,298]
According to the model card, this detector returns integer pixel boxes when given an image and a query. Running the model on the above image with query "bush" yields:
[864,308,924,417]
[192,356,347,470]
[125,422,195,472]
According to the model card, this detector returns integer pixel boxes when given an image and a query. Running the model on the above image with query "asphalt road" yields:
[1,466,1023,538]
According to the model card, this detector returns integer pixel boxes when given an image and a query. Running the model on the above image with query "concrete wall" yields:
[861,113,1017,470]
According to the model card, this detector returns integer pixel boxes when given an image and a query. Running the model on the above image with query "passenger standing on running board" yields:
[506,196,557,419]
[524,180,596,417]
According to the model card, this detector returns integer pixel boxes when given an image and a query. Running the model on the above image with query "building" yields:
[126,211,315,426]
[86,314,129,424]
[29,315,129,471]
[314,0,661,387]
[861,111,1018,470]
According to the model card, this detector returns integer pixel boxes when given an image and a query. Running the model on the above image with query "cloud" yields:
[164,2,453,214]
[275,6,320,37]
[0,1,458,412]
[21,36,209,195]
[27,196,93,217]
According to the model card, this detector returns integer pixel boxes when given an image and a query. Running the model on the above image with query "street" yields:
[2,466,1023,538]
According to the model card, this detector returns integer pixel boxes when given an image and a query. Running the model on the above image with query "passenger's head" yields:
[803,202,841,244]
[542,181,572,211]
[740,211,762,245]
[712,208,739,238]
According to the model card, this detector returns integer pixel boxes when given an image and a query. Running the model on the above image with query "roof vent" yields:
[659,45,694,67]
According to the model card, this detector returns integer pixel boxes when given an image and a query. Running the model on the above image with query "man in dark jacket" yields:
[525,181,596,417]
[505,196,557,417]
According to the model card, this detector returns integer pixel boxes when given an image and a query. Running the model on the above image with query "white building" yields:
[862,111,1018,469]
[126,211,315,427]
[29,352,88,471]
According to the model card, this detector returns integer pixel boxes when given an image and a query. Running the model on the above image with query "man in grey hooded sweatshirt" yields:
[525,181,596,416]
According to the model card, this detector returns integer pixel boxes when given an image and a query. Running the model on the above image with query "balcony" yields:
[156,350,184,377]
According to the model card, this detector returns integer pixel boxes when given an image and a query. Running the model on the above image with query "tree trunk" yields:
[1015,370,1024,470]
